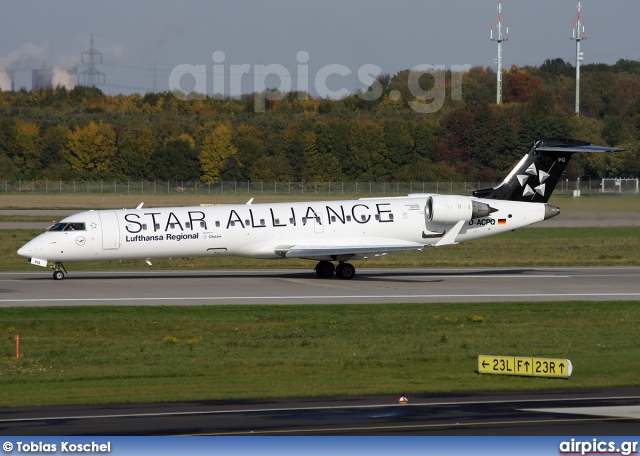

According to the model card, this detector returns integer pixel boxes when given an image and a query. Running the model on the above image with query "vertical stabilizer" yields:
[473,138,624,203]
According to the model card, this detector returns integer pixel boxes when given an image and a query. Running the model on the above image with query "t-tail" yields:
[473,137,624,203]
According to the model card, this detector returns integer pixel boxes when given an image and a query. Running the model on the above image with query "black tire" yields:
[336,263,355,280]
[315,261,335,278]
[53,271,64,281]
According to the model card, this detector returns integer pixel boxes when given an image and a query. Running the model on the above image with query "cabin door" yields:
[98,212,121,249]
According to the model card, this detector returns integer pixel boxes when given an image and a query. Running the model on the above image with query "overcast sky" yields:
[2,0,639,96]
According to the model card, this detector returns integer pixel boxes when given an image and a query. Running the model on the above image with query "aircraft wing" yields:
[275,241,424,261]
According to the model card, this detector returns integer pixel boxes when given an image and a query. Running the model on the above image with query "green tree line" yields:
[1,58,640,183]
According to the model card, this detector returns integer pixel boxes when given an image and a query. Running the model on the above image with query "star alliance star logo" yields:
[517,162,551,198]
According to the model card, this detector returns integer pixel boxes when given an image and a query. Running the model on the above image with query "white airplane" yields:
[17,138,622,280]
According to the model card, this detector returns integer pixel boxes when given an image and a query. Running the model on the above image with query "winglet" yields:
[136,202,144,210]
[435,221,465,247]
[246,198,254,205]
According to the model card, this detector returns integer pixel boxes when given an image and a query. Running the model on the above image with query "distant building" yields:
[32,67,77,90]
[0,68,15,91]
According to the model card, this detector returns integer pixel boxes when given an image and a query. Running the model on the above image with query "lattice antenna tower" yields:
[571,0,586,116]
[79,34,105,87]
[490,0,509,104]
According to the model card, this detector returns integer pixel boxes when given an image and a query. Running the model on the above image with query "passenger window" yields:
[155,224,160,230]
[201,221,208,228]
[375,215,380,221]
[361,215,367,221]
[169,223,175,229]
[389,214,394,221]
[142,224,147,230]
[186,223,191,229]
[302,217,307,225]
[245,220,250,226]
[346,216,352,222]
[215,221,220,228]
[289,218,295,224]
[274,218,280,225]
[331,216,336,222]
[230,221,235,227]
[260,219,265,226]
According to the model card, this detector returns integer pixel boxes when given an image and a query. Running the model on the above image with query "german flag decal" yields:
[498,219,507,225]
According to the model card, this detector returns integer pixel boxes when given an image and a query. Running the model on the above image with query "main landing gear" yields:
[315,261,355,280]
[51,262,67,280]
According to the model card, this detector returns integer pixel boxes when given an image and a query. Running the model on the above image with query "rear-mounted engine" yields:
[426,195,494,224]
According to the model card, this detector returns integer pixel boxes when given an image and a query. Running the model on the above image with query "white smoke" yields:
[0,69,14,91]
[51,67,77,90]
[0,42,48,69]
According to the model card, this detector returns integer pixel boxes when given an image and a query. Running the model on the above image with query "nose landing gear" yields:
[51,262,67,280]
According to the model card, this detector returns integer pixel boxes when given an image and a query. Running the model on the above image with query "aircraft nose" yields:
[17,241,34,258]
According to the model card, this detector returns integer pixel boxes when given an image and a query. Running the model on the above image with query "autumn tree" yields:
[383,119,414,168]
[40,125,71,180]
[151,139,200,181]
[117,123,160,178]
[11,120,42,176]
[344,119,389,180]
[197,122,238,182]
[63,121,117,175]
[505,66,543,104]
[229,125,268,180]
[249,155,294,182]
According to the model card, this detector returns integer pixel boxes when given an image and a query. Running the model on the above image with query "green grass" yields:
[0,303,638,407]
[3,227,640,272]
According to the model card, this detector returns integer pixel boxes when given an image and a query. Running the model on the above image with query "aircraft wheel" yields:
[53,270,65,281]
[336,263,355,280]
[315,261,335,278]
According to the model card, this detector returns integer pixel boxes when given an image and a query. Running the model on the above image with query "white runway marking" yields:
[522,405,640,419]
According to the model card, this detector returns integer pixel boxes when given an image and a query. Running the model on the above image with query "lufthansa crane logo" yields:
[75,236,86,246]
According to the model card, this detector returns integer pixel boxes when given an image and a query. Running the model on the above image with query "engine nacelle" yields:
[426,195,493,224]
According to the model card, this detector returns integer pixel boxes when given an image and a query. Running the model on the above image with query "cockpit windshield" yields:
[48,222,86,232]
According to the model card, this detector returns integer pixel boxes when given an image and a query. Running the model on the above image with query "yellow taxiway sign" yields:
[478,355,572,378]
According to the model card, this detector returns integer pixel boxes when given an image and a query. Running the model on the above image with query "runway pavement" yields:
[1,388,638,435]
[1,266,640,306]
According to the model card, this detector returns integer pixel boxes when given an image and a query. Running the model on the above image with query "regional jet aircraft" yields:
[17,138,622,280]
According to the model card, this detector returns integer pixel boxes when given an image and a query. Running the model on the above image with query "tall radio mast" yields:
[490,0,509,104]
[571,0,586,116]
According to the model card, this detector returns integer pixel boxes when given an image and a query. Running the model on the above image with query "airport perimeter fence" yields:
[1,178,636,196]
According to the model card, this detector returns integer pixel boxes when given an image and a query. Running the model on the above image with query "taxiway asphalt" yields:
[1,266,640,307]
[1,388,639,435]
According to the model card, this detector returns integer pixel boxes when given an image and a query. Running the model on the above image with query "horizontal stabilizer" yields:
[473,137,625,203]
